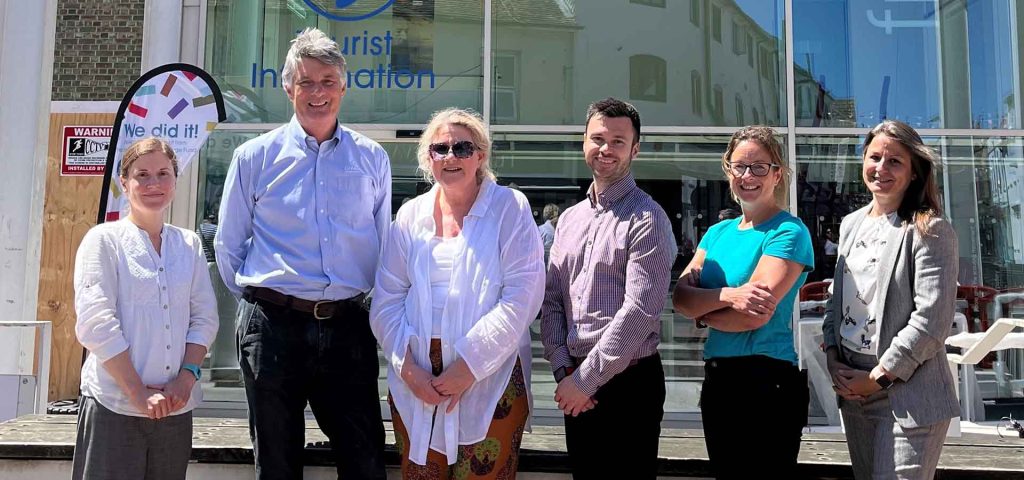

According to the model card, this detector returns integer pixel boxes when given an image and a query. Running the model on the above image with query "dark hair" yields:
[862,120,943,234]
[721,125,790,208]
[584,97,641,144]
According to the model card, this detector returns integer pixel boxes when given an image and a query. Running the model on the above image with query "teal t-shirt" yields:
[697,210,814,365]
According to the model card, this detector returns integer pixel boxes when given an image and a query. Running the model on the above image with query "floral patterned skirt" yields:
[390,339,529,480]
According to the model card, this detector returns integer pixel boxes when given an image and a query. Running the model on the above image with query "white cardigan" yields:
[370,180,545,465]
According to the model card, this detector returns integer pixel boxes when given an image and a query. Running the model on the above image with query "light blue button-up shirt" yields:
[215,116,392,301]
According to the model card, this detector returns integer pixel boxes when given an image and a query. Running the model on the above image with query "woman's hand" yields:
[129,385,173,419]
[682,267,701,287]
[400,361,446,406]
[432,358,476,413]
[720,281,777,318]
[836,368,882,397]
[826,349,865,401]
[157,372,196,412]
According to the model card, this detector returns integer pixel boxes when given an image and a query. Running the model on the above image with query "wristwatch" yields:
[181,363,201,381]
[875,374,894,390]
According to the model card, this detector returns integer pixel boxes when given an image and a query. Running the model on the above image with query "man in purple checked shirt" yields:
[540,98,676,480]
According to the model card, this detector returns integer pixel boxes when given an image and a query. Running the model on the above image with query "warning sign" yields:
[62,126,112,176]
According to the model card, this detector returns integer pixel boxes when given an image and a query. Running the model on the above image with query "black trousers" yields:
[700,355,809,480]
[564,354,666,480]
[236,296,385,480]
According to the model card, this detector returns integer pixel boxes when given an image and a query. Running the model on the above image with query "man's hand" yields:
[432,358,476,413]
[720,281,777,318]
[401,361,445,406]
[554,376,596,417]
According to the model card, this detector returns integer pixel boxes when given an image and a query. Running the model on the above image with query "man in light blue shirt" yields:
[215,28,390,480]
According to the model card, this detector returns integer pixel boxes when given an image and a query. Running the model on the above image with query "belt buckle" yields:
[312,301,333,320]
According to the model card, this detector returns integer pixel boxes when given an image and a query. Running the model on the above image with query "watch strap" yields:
[875,374,893,390]
[181,363,201,381]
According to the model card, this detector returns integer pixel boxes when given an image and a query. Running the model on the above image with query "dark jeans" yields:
[700,355,809,480]
[237,295,385,480]
[564,354,666,480]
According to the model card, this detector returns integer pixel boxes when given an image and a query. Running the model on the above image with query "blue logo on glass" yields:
[302,0,395,22]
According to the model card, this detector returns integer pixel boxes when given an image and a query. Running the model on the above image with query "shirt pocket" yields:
[329,173,375,228]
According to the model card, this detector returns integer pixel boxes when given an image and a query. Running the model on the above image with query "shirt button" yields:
[320,209,325,213]
[162,286,166,290]
[166,366,170,370]
[323,237,328,242]
[165,325,170,330]
[158,267,164,272]
[163,305,168,309]
[319,181,324,186]
[166,345,171,350]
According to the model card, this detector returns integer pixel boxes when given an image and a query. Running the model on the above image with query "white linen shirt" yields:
[74,220,219,417]
[370,180,545,465]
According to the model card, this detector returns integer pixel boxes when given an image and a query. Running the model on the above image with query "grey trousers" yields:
[72,396,193,480]
[840,350,950,480]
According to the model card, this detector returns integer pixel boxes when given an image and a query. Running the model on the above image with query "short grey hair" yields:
[281,28,347,88]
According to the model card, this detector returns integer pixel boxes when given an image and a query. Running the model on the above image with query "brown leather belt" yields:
[243,286,364,320]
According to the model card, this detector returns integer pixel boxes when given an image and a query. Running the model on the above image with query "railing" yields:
[0,321,52,418]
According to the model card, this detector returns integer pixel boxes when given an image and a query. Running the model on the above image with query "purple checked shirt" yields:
[540,173,677,397]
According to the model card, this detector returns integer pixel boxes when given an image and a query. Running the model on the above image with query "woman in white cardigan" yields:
[370,108,545,479]
[72,137,219,480]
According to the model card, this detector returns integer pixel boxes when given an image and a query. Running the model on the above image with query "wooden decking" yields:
[2,415,1024,478]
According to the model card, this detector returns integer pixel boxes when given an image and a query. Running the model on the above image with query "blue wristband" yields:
[181,363,201,381]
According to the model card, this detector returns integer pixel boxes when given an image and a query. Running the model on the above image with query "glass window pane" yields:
[793,0,1017,129]
[492,0,785,126]
[204,0,482,125]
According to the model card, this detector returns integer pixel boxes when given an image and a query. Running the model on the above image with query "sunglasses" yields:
[726,162,777,177]
[429,141,476,161]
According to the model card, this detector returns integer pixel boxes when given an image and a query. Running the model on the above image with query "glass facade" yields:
[197,0,1024,422]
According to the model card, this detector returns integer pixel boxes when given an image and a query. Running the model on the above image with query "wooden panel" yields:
[37,113,115,401]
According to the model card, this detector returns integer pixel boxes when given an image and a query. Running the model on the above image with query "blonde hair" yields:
[721,125,790,209]
[120,137,178,178]
[416,108,496,184]
[862,120,943,234]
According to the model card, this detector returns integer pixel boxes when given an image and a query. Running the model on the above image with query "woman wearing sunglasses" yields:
[821,120,959,478]
[672,126,814,478]
[72,138,218,479]
[370,108,545,479]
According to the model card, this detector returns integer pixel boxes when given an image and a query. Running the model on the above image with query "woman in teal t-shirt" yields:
[672,126,814,478]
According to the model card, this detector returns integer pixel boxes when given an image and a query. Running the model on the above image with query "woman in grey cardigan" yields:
[822,119,960,479]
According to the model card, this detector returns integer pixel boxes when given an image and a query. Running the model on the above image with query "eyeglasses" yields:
[726,162,777,177]
[429,141,476,161]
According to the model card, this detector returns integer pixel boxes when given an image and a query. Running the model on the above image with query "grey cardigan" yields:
[821,204,960,428]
